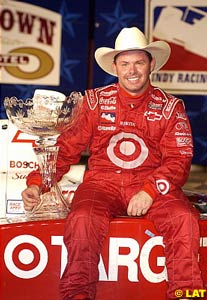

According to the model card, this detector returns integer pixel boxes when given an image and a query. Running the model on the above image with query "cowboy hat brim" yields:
[95,40,171,76]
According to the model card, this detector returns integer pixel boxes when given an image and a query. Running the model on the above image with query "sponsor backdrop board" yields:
[0,0,62,85]
[146,0,207,95]
[0,0,206,164]
[0,0,90,116]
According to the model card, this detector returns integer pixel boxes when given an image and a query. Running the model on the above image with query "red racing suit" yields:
[27,83,203,300]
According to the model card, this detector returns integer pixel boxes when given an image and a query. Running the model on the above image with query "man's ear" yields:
[112,62,118,75]
[150,58,156,73]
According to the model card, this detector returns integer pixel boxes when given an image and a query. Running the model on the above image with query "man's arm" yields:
[141,100,193,198]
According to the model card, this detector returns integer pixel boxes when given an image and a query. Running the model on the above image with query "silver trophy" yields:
[4,89,82,220]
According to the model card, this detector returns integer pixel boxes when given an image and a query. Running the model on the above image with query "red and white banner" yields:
[0,0,62,85]
[1,217,207,300]
[146,0,207,95]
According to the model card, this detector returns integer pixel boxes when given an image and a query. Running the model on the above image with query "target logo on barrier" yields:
[107,132,149,169]
[4,235,48,279]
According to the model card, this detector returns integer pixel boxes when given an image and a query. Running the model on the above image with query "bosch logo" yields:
[10,160,39,169]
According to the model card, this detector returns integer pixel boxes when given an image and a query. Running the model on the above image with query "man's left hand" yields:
[127,191,153,217]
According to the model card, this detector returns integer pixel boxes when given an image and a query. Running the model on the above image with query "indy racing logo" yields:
[146,0,207,94]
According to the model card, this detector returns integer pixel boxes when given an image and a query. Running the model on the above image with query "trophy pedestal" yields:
[26,189,69,220]
[26,145,69,220]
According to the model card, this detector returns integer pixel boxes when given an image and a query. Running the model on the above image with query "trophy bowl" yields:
[4,89,83,221]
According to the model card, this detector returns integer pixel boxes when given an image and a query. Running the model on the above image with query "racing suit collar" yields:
[117,83,151,108]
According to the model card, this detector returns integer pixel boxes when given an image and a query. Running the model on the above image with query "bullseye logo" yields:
[107,132,149,169]
[156,179,170,195]
[4,235,48,279]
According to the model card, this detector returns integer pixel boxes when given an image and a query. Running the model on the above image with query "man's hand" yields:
[127,190,153,217]
[21,185,41,211]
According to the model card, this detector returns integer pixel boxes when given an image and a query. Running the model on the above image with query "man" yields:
[22,27,203,300]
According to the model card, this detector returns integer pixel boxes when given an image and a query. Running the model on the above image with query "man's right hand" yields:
[21,185,41,211]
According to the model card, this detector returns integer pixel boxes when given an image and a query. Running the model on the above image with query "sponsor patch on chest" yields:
[100,112,116,123]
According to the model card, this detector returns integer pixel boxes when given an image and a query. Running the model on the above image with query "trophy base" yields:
[25,211,68,221]
[5,211,69,224]
[26,188,70,221]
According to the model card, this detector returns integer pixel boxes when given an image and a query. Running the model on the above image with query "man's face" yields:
[113,50,155,96]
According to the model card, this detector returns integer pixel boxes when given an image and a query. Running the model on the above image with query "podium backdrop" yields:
[0,0,206,165]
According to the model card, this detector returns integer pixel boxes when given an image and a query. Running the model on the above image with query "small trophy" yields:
[4,89,82,220]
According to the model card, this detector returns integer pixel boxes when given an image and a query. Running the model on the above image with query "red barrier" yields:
[0,217,207,300]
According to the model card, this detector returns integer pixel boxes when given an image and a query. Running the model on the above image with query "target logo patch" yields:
[107,132,149,169]
[156,179,170,195]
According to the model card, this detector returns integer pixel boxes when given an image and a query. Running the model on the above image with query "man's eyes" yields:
[120,61,145,66]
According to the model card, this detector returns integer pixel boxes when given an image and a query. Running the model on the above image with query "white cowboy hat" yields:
[95,27,171,76]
